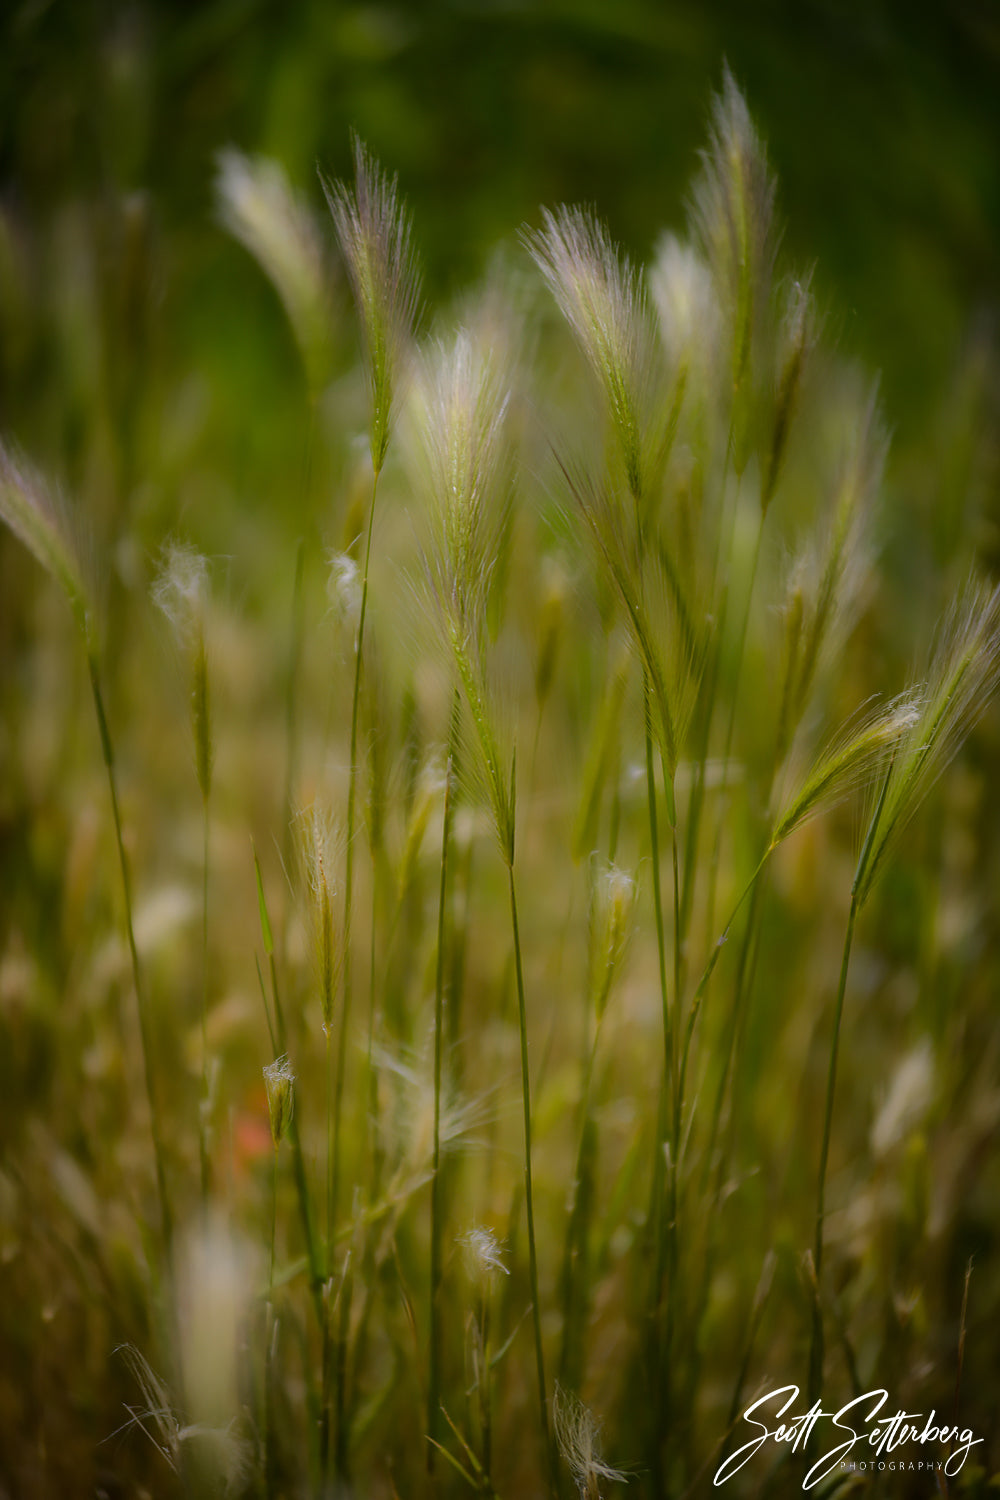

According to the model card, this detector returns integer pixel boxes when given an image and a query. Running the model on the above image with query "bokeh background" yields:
[2,0,998,471]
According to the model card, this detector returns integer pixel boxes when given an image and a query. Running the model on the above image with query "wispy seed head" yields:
[326,550,362,633]
[322,137,420,475]
[216,149,334,397]
[153,540,210,647]
[0,441,91,640]
[459,1225,509,1286]
[771,693,921,848]
[525,205,656,501]
[413,327,513,637]
[854,580,1000,907]
[690,65,777,393]
[553,1384,627,1500]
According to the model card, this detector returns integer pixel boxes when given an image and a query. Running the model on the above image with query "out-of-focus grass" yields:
[1,28,999,1500]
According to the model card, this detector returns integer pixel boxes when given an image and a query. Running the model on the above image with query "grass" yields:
[1,77,999,1500]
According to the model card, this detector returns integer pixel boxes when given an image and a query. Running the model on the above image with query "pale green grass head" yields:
[216,148,335,399]
[690,64,777,400]
[525,205,660,504]
[0,441,92,643]
[322,136,421,476]
[854,579,1000,907]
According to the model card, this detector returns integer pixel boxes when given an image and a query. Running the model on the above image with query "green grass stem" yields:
[87,649,173,1254]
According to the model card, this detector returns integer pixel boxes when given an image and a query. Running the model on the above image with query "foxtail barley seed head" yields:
[0,441,91,641]
[771,693,921,847]
[263,1054,295,1148]
[553,1384,627,1500]
[524,205,659,502]
[690,65,777,400]
[410,326,516,861]
[216,149,335,398]
[116,1343,252,1490]
[326,549,362,633]
[854,580,1000,908]
[322,136,420,475]
[459,1225,510,1288]
[413,327,513,638]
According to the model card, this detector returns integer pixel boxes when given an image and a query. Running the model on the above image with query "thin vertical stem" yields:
[507,861,554,1492]
[329,461,381,1488]
[199,796,211,1204]
[642,670,671,1500]
[87,650,172,1252]
[808,893,857,1409]
[429,707,458,1469]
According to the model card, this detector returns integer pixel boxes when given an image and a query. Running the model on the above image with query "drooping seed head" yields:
[322,137,420,475]
[771,693,921,848]
[0,441,91,642]
[553,1384,627,1500]
[854,580,1000,908]
[216,149,335,399]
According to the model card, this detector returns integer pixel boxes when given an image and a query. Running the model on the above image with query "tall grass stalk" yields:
[429,699,460,1470]
[323,137,418,1482]
[88,650,174,1252]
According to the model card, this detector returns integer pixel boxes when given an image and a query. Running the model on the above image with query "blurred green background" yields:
[2,0,998,449]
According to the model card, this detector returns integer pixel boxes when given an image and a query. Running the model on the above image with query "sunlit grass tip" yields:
[321,135,421,475]
[524,204,659,503]
[770,692,921,848]
[690,63,777,396]
[409,325,516,860]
